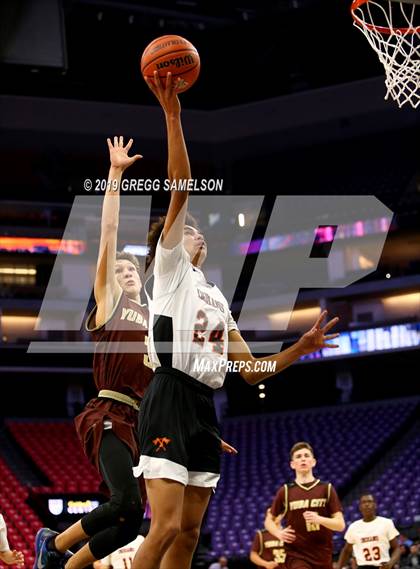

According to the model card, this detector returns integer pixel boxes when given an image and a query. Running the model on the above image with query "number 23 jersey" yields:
[344,517,399,566]
[146,237,238,389]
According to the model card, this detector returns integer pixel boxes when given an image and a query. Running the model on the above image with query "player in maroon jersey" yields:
[34,137,151,569]
[265,442,345,569]
[250,522,287,569]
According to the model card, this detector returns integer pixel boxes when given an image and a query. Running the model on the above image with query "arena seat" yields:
[0,458,42,569]
[7,420,101,493]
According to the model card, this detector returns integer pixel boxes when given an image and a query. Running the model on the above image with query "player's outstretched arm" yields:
[144,70,191,250]
[95,136,142,326]
[303,510,345,532]
[337,542,353,569]
[228,310,339,385]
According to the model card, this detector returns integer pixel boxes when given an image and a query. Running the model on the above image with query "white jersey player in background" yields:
[337,494,400,569]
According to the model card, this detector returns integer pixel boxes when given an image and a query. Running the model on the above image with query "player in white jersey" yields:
[0,513,24,566]
[131,70,340,569]
[337,494,400,569]
[95,535,144,569]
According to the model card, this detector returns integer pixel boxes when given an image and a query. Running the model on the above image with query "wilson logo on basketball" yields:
[150,39,188,54]
[152,437,172,451]
[156,55,194,69]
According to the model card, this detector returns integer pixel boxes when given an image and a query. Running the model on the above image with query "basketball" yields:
[140,35,200,93]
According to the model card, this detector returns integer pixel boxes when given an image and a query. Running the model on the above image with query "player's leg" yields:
[160,484,212,569]
[54,430,142,569]
[131,478,185,569]
[159,387,221,569]
[52,522,87,552]
[131,371,202,569]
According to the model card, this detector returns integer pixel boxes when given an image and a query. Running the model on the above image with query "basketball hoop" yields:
[351,0,420,108]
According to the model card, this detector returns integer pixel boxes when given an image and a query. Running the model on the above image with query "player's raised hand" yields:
[107,136,142,172]
[297,310,340,355]
[144,71,182,116]
[220,439,238,455]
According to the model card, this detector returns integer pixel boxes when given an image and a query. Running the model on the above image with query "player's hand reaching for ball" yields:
[144,71,181,117]
[297,310,340,355]
[107,136,142,172]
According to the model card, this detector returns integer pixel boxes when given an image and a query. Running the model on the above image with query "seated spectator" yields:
[403,544,419,568]
[399,545,411,567]
[209,555,229,569]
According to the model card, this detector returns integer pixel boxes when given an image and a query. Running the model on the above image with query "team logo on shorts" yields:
[152,437,172,451]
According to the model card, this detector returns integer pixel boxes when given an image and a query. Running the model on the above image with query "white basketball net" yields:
[351,0,420,108]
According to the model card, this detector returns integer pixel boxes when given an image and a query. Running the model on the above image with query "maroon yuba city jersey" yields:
[271,480,342,566]
[75,292,153,473]
[88,291,152,398]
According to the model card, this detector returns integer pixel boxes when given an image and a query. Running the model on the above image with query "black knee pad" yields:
[117,518,142,546]
[87,505,143,560]
[115,492,142,523]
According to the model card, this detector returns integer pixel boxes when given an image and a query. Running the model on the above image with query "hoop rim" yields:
[351,0,420,34]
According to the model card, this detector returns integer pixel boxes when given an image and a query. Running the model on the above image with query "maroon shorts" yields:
[74,398,140,469]
[74,397,146,505]
[286,556,333,569]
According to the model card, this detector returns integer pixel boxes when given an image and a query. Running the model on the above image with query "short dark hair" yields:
[147,212,200,265]
[290,441,315,460]
[359,493,375,502]
[116,251,141,275]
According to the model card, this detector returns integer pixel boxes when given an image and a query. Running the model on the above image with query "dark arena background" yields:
[0,2,419,569]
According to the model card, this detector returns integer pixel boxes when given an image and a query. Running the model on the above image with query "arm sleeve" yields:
[327,484,343,514]
[386,519,399,541]
[0,515,10,552]
[271,486,286,518]
[344,524,355,545]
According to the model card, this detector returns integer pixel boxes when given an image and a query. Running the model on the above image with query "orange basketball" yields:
[140,35,200,93]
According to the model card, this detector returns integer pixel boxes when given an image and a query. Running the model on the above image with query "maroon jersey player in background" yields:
[34,136,151,569]
[250,522,287,569]
[265,442,345,569]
